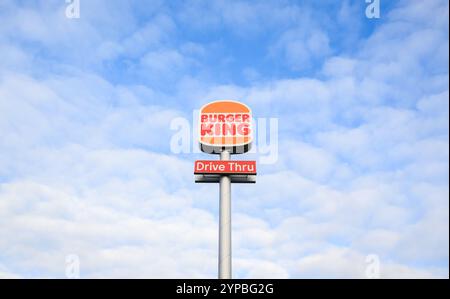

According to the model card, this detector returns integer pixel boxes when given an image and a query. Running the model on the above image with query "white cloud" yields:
[271,29,331,71]
[322,57,357,77]
[291,247,441,278]
[0,0,447,279]
[141,49,186,73]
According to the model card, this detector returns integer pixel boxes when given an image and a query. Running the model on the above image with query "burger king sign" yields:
[199,100,253,154]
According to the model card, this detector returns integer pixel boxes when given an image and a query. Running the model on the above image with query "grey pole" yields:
[219,150,231,279]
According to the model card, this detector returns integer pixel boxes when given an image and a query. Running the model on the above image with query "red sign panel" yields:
[194,160,257,175]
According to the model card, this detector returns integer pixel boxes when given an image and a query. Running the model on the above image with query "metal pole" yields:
[219,150,231,279]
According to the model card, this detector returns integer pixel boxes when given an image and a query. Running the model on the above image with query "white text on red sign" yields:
[194,160,257,175]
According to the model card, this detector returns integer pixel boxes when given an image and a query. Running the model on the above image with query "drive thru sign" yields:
[194,160,256,175]
[194,100,256,279]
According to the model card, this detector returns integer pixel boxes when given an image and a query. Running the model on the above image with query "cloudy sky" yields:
[0,0,448,278]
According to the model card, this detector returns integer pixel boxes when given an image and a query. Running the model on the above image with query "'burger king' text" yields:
[200,113,251,137]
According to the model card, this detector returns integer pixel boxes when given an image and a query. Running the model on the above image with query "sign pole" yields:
[219,150,231,279]
[195,100,256,279]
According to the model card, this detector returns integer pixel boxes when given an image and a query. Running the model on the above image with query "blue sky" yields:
[0,0,448,278]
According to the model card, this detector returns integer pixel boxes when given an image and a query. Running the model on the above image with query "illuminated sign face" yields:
[199,100,252,154]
